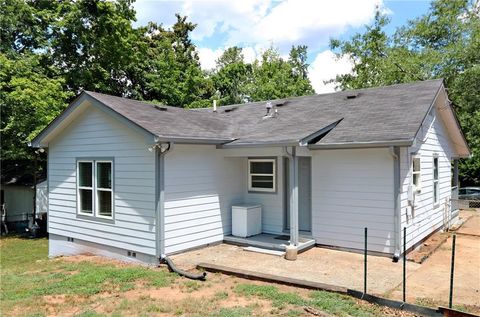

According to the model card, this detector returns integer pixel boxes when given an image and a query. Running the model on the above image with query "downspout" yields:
[154,142,206,280]
[389,146,401,262]
[154,142,173,260]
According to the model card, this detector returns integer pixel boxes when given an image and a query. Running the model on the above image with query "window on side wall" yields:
[412,156,421,192]
[433,156,439,205]
[77,159,113,218]
[248,159,276,192]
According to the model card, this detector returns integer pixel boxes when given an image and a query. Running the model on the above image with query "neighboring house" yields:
[1,163,47,229]
[30,79,470,264]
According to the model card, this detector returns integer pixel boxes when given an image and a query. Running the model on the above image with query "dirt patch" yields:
[389,233,480,310]
[407,231,450,264]
[456,212,480,236]
[43,294,68,305]
[58,254,141,268]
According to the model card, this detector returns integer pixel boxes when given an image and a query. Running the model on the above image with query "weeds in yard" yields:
[214,290,229,300]
[1,236,419,317]
[0,236,176,316]
[208,307,252,317]
[235,284,384,317]
[182,280,202,292]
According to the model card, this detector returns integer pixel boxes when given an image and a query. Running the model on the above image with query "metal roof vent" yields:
[346,93,360,100]
[153,104,167,111]
[275,101,289,107]
[224,106,238,113]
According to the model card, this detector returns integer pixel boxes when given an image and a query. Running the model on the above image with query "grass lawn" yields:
[1,236,414,317]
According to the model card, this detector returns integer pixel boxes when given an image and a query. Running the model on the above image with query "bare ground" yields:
[389,211,480,313]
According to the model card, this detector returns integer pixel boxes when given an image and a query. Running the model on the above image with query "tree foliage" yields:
[0,53,73,160]
[330,0,480,185]
[0,0,314,163]
[211,45,314,105]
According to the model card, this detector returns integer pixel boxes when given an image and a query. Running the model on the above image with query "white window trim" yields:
[412,155,421,192]
[248,158,276,193]
[76,159,114,219]
[433,155,439,206]
[77,160,94,215]
[95,161,114,219]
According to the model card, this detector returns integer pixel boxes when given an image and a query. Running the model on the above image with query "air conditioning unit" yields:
[232,204,262,238]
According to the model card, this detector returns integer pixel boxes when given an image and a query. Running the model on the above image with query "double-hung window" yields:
[78,161,94,214]
[433,156,439,205]
[248,159,276,192]
[412,156,421,192]
[77,159,113,218]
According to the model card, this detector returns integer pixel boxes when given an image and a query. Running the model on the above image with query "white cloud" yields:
[197,47,223,70]
[308,50,352,94]
[135,0,376,88]
[135,0,384,52]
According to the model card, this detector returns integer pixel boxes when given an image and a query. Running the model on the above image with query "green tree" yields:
[48,0,138,95]
[139,16,214,108]
[0,0,57,55]
[0,53,73,160]
[212,47,251,105]
[247,46,314,101]
[330,0,480,185]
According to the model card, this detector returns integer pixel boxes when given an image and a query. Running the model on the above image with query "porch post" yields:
[289,147,299,247]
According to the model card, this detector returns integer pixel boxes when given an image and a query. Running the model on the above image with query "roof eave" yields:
[156,136,235,145]
[217,141,300,149]
[308,140,413,150]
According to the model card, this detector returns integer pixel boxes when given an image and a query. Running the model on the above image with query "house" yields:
[30,79,470,264]
[1,162,48,232]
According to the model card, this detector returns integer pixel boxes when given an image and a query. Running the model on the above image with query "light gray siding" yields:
[311,148,395,254]
[400,106,455,250]
[48,106,157,256]
[163,145,244,254]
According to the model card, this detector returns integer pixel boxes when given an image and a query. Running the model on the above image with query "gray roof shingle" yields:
[84,79,444,146]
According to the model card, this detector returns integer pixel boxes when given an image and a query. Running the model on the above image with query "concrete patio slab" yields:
[171,243,421,295]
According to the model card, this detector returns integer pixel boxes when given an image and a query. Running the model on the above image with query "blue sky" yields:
[133,0,433,93]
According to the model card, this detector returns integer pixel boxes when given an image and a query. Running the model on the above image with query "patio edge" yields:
[196,262,463,317]
[197,262,348,293]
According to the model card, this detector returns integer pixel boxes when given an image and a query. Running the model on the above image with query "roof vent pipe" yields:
[213,100,217,112]
[266,101,272,115]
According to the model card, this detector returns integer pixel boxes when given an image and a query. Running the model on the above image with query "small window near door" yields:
[433,156,439,205]
[248,159,276,192]
[412,156,421,192]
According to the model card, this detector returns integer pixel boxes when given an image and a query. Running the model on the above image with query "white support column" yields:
[289,147,299,247]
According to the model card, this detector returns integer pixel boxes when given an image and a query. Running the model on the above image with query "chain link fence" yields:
[451,198,480,209]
